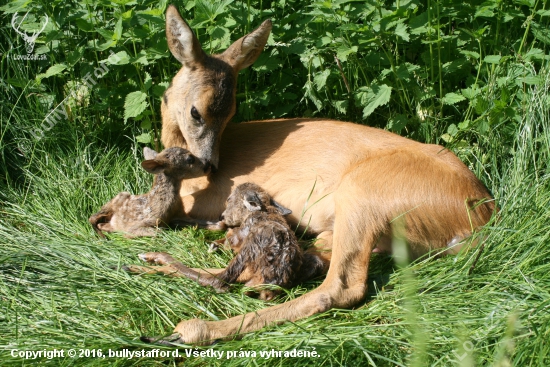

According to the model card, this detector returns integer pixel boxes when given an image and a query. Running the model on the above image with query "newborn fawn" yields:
[89,147,206,238]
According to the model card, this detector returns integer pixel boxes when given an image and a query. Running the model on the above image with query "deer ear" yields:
[141,160,166,174]
[221,19,272,71]
[270,199,292,216]
[143,147,158,160]
[165,5,205,66]
[243,192,263,212]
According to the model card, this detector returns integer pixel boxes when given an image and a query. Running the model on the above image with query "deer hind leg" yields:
[154,169,386,345]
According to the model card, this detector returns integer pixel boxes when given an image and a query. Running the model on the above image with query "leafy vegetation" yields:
[1,0,550,365]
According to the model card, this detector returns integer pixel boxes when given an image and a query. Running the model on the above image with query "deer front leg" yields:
[145,176,379,345]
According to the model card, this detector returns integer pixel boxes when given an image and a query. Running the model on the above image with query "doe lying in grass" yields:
[89,147,207,238]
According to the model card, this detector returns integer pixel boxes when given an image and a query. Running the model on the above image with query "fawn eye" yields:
[185,155,195,164]
[190,106,201,121]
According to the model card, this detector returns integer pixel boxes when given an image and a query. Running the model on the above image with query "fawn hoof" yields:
[138,252,175,264]
[173,319,216,346]
[207,242,219,253]
[140,333,182,346]
[208,221,227,231]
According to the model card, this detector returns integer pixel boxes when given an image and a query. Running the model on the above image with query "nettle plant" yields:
[296,0,550,141]
[2,0,549,149]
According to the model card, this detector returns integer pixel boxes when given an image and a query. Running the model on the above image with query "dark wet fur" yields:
[216,183,324,300]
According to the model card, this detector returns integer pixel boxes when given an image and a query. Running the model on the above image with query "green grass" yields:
[2,2,550,365]
[1,70,549,366]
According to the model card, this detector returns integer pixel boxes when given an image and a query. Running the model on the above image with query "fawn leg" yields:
[138,252,227,291]
[121,264,226,277]
[170,217,227,231]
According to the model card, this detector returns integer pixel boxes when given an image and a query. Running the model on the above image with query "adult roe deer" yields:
[137,5,495,345]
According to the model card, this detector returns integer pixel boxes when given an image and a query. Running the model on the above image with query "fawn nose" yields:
[219,213,225,221]
[203,161,212,174]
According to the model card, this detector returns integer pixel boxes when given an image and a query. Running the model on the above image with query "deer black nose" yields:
[219,213,225,221]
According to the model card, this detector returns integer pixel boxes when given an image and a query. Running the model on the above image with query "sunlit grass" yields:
[1,9,550,366]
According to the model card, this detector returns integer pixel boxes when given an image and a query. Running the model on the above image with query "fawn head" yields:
[220,182,292,227]
[141,147,206,179]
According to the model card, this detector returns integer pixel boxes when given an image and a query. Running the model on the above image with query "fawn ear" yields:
[243,192,263,212]
[270,199,292,216]
[141,160,166,174]
[166,5,206,66]
[221,19,272,71]
[143,147,158,160]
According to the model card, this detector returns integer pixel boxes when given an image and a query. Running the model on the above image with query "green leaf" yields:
[36,64,67,81]
[361,84,392,118]
[75,19,94,32]
[447,123,458,136]
[410,12,429,35]
[442,92,466,105]
[224,17,236,28]
[394,23,410,41]
[7,78,27,88]
[531,22,550,45]
[97,28,114,41]
[442,58,467,74]
[474,97,489,116]
[135,133,152,143]
[461,87,480,100]
[336,45,357,63]
[104,51,130,65]
[458,120,470,130]
[460,50,480,60]
[475,7,495,18]
[113,18,123,41]
[303,80,323,111]
[483,55,501,64]
[333,100,348,114]
[313,69,331,91]
[517,76,541,86]
[140,118,151,130]
[143,72,152,91]
[124,91,148,122]
[387,114,408,133]
[152,82,170,97]
[66,47,85,66]
[252,53,281,72]
[524,48,545,61]
[0,0,27,13]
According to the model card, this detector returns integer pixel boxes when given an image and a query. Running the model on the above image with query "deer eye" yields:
[190,106,201,121]
[185,155,195,164]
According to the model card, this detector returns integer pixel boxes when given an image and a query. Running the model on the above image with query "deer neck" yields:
[148,174,183,217]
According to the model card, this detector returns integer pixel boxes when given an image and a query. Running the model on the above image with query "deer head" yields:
[160,5,272,171]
